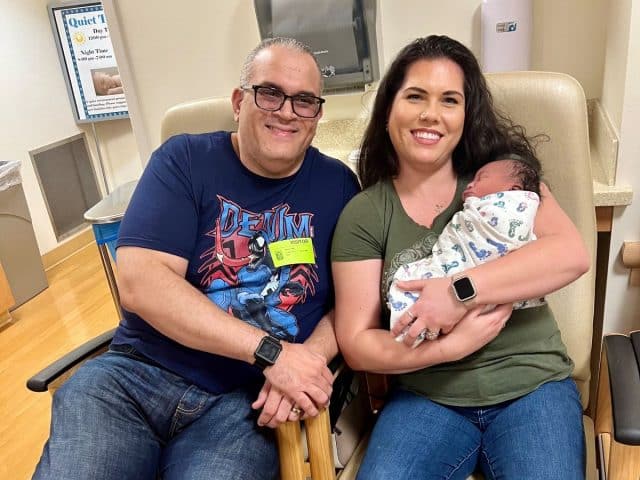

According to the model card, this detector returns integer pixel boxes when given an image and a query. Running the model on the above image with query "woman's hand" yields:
[391,276,469,347]
[334,259,501,374]
[252,380,313,428]
[262,342,333,419]
[433,303,513,362]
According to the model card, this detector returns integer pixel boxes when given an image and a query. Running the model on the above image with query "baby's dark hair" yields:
[508,157,541,196]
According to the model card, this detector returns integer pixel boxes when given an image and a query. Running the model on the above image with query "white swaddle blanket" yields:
[388,190,545,333]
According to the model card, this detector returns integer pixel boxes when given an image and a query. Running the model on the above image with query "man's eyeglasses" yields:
[243,85,325,118]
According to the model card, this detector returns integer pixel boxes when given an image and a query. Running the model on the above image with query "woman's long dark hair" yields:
[358,35,542,189]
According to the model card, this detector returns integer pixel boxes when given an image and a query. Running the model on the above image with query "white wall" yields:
[531,0,606,100]
[104,1,261,161]
[376,0,607,100]
[106,0,608,162]
[1,0,140,254]
[602,1,640,334]
[600,0,631,133]
[378,0,479,63]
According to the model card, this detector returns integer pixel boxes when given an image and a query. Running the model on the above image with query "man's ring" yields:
[291,406,303,415]
[406,309,417,322]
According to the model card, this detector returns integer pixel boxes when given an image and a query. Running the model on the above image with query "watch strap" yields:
[253,354,272,370]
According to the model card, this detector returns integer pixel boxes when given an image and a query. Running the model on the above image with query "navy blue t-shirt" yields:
[113,131,360,394]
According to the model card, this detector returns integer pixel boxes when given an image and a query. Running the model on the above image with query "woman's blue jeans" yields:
[33,346,278,480]
[356,377,585,480]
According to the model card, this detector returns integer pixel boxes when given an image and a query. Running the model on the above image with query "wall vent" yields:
[30,133,101,240]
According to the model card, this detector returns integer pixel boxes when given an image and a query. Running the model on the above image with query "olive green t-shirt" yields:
[331,179,573,407]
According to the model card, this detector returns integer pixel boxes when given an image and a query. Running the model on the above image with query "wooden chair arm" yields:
[305,409,336,479]
[276,408,336,480]
[363,372,388,414]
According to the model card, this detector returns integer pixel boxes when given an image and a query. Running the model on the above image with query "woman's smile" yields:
[412,128,443,144]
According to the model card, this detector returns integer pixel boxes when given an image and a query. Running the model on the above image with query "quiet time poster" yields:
[50,2,128,123]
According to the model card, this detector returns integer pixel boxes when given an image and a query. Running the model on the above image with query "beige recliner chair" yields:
[487,72,597,480]
[286,71,599,480]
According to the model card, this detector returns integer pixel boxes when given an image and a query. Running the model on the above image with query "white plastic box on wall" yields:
[481,0,532,72]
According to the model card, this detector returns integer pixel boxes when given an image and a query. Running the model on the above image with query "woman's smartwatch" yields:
[451,274,477,308]
[253,334,282,370]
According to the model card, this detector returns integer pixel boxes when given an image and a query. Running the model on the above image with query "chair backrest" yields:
[486,71,596,409]
[160,96,236,142]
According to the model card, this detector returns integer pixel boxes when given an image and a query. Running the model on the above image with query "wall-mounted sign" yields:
[48,1,128,123]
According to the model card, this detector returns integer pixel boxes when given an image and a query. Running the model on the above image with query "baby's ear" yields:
[510,184,523,191]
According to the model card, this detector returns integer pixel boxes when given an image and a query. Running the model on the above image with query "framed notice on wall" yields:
[48,1,128,123]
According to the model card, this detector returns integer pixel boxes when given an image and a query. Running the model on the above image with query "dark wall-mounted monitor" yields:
[254,0,379,93]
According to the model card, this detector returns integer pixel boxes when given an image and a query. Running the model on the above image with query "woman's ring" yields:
[291,406,303,415]
[425,328,440,341]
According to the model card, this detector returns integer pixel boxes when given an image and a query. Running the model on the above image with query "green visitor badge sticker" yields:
[268,238,315,268]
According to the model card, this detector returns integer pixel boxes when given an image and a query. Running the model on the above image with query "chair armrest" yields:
[277,408,336,480]
[305,409,336,479]
[602,333,640,445]
[26,328,116,392]
[363,372,388,414]
[276,359,357,480]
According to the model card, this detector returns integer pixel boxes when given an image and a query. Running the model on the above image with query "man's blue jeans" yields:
[356,377,585,480]
[33,345,278,480]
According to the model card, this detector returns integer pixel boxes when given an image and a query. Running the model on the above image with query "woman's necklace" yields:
[394,171,456,226]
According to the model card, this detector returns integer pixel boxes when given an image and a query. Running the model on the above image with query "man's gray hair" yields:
[239,37,323,91]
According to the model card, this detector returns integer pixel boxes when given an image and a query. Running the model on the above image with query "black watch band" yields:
[253,334,282,370]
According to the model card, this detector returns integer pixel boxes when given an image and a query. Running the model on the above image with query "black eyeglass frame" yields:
[243,85,325,118]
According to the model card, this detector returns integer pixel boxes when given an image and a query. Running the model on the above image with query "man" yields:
[34,37,360,480]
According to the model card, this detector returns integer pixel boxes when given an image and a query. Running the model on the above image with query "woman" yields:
[332,36,589,479]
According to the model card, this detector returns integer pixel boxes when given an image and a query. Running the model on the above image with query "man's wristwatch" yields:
[253,334,282,370]
[451,274,477,308]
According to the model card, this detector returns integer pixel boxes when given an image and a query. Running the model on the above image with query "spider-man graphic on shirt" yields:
[199,196,318,341]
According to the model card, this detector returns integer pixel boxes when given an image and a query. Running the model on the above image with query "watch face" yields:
[256,337,281,363]
[453,276,476,301]
[254,335,283,370]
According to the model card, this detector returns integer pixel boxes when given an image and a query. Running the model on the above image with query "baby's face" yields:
[462,160,520,200]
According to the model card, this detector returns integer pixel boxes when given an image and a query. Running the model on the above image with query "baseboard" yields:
[42,228,94,271]
[0,310,13,330]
